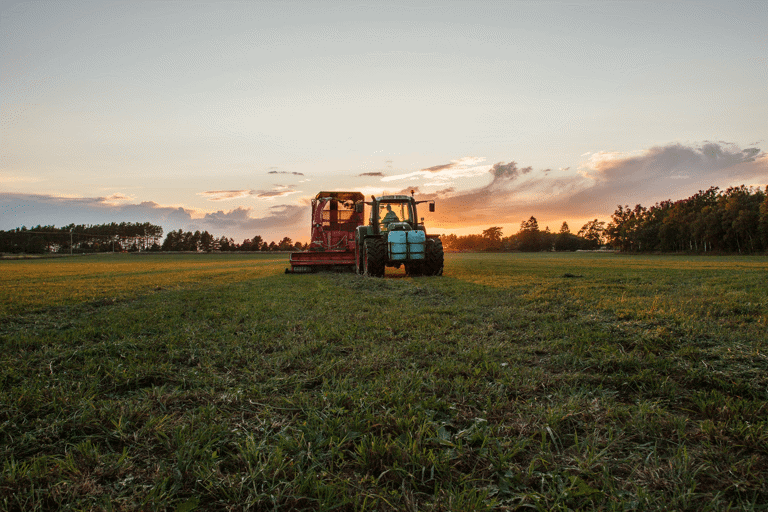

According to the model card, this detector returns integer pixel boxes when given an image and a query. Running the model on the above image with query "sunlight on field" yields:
[446,251,768,323]
[0,253,285,316]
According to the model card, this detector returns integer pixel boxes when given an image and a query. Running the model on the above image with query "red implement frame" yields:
[286,191,364,273]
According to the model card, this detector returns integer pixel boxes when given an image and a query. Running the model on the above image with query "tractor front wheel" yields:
[363,238,386,277]
[424,238,444,276]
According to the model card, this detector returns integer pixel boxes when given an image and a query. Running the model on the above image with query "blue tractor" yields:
[354,193,444,277]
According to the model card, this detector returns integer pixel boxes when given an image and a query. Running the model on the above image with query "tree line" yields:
[0,222,309,254]
[0,222,163,254]
[604,186,768,253]
[442,218,606,252]
[442,185,768,254]
[160,230,308,253]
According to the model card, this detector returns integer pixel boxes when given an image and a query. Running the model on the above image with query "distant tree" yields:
[482,226,503,251]
[517,216,541,252]
[268,241,278,251]
[578,219,606,249]
[278,237,294,251]
[244,235,264,251]
[501,234,518,251]
[605,205,639,251]
[218,236,234,251]
[760,186,768,249]
[441,234,458,251]
[190,231,203,251]
[555,222,579,251]
[199,231,214,252]
[27,235,46,254]
[482,226,502,242]
[162,229,182,251]
[540,226,555,251]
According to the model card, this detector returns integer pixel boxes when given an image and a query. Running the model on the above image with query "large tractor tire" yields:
[363,238,386,277]
[424,238,444,276]
[355,234,364,275]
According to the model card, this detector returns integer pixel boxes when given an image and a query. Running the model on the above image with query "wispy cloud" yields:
[382,157,489,184]
[199,190,253,201]
[199,186,300,201]
[0,173,44,184]
[101,193,135,205]
[268,171,304,176]
[359,172,385,177]
[253,185,299,199]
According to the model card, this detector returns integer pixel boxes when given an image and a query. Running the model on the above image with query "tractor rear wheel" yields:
[355,235,364,275]
[424,238,444,276]
[363,238,385,277]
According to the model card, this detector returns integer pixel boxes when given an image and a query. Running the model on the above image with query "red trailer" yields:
[286,191,365,273]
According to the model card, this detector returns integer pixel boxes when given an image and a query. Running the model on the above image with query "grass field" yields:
[1,252,767,511]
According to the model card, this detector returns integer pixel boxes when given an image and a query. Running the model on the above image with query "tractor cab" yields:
[372,196,416,232]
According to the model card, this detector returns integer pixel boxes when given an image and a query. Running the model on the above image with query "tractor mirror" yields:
[355,202,364,213]
[429,203,435,212]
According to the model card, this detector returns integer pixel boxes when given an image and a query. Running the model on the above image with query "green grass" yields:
[1,252,766,510]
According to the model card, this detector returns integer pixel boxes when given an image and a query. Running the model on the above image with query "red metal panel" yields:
[289,251,355,266]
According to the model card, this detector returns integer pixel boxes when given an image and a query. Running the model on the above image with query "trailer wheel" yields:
[363,238,385,277]
[424,238,444,276]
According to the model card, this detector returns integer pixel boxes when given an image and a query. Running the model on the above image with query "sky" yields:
[2,0,767,243]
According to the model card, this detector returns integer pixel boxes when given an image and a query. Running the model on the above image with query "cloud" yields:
[200,204,305,234]
[359,172,385,177]
[101,193,135,205]
[555,142,768,215]
[199,190,253,201]
[422,163,454,173]
[394,186,455,200]
[253,185,298,199]
[383,157,490,184]
[268,171,304,176]
[489,161,532,182]
[578,143,765,186]
[199,186,299,201]
[0,172,44,184]
[430,142,767,229]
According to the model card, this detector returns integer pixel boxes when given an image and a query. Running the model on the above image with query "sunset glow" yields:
[2,0,766,243]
